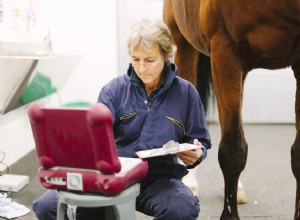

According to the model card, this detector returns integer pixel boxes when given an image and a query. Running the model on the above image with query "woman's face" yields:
[131,44,165,91]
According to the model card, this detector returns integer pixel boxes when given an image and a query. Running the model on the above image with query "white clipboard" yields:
[136,140,202,159]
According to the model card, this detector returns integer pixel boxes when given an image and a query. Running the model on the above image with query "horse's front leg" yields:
[291,62,300,220]
[210,37,248,220]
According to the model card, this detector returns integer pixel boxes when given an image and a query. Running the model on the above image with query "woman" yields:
[96,18,211,219]
[32,18,211,220]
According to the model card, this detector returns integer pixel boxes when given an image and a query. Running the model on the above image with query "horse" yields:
[163,0,300,219]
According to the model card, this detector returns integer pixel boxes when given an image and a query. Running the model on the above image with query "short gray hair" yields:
[127,19,177,61]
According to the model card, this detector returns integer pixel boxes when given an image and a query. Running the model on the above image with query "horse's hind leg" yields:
[163,0,199,85]
[163,0,203,196]
[291,62,300,220]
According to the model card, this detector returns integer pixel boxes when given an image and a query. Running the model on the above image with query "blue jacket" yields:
[98,62,211,181]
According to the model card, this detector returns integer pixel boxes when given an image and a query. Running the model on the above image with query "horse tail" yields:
[197,52,213,115]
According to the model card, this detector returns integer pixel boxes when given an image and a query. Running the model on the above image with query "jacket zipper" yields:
[166,115,186,134]
[119,112,137,121]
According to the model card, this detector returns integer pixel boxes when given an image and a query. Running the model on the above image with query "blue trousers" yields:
[32,178,200,220]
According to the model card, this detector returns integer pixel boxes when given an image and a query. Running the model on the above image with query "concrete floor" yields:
[198,124,295,220]
[0,123,297,219]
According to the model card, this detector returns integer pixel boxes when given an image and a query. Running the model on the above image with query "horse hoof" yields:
[187,183,199,196]
[237,186,248,204]
[182,170,199,196]
[182,178,199,195]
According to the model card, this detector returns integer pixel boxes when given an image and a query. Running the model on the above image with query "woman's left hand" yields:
[177,139,203,167]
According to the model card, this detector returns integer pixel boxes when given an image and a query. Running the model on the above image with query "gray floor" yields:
[0,124,297,219]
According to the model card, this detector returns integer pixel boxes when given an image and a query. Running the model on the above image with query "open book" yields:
[136,140,202,159]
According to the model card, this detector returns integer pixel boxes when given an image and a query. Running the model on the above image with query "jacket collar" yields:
[127,62,179,93]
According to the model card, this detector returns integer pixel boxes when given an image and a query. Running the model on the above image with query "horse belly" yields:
[172,0,209,55]
[247,24,298,59]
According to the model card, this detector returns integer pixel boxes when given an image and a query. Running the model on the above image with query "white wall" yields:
[42,0,118,104]
[117,0,163,73]
[243,68,296,124]
[207,69,296,124]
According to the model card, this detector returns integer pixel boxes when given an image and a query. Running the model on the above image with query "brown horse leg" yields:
[163,0,203,196]
[210,36,248,220]
[291,62,300,220]
[163,0,199,85]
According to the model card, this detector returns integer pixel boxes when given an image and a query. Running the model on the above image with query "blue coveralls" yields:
[32,63,212,220]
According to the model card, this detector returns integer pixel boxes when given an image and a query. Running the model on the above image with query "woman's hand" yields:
[177,139,203,167]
